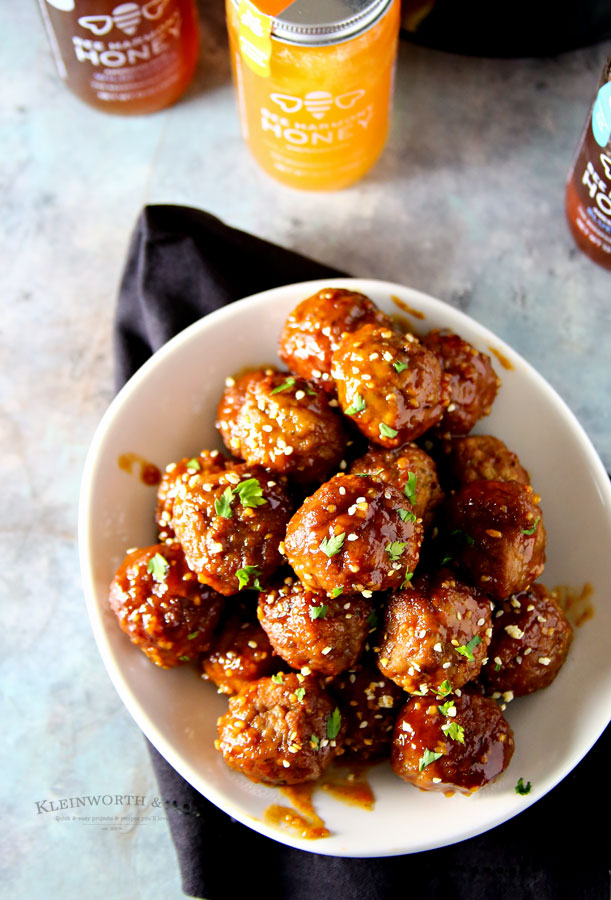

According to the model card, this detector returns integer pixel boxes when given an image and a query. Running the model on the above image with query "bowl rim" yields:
[79,277,611,857]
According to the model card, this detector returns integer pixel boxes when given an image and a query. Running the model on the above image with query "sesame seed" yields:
[301,666,311,675]
[247,641,257,649]
[225,376,235,387]
[447,403,457,412]
[225,472,240,485]
[329,399,339,408]
[504,625,524,639]
[295,390,305,400]
[312,369,322,378]
[538,657,551,666]
[477,617,486,626]
[262,424,273,433]
[432,777,442,784]
[433,642,442,653]
[339,486,346,495]
[383,351,393,362]
[524,647,533,655]
[282,760,290,768]
[347,533,358,541]
[362,590,373,598]
[442,662,451,669]
[209,542,223,553]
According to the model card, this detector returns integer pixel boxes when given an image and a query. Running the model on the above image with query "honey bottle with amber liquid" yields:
[38,0,199,114]
[565,56,611,270]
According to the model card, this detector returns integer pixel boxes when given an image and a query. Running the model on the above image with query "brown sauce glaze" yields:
[319,766,375,810]
[552,582,594,628]
[118,452,161,486]
[391,295,426,320]
[263,765,375,839]
[264,802,330,840]
[488,346,514,371]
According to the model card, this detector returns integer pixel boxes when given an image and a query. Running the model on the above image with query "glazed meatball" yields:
[172,463,292,596]
[108,543,224,668]
[443,435,530,487]
[156,450,230,538]
[349,443,444,530]
[216,673,344,785]
[257,577,372,676]
[391,691,514,793]
[422,329,500,436]
[482,583,573,696]
[278,287,389,392]
[216,369,271,456]
[332,660,404,762]
[445,480,546,601]
[331,323,449,448]
[201,599,279,695]
[219,370,348,486]
[377,569,492,694]
[284,474,423,595]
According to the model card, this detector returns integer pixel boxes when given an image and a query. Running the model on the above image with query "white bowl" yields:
[79,278,611,857]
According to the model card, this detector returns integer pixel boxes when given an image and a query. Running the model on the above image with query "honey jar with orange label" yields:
[226,0,401,190]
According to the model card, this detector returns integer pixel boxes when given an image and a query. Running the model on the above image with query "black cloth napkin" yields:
[115,204,610,900]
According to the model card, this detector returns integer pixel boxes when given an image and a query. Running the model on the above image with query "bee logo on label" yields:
[270,89,366,120]
[77,0,170,36]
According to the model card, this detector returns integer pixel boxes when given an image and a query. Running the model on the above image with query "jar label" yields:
[592,82,611,148]
[237,0,273,78]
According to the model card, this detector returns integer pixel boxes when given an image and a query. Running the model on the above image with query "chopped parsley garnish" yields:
[330,586,343,599]
[345,393,366,416]
[438,700,455,717]
[386,541,408,561]
[494,661,501,671]
[521,517,540,536]
[270,376,296,394]
[309,604,328,620]
[367,610,378,630]
[147,553,169,582]
[271,673,284,684]
[418,749,443,772]
[179,656,190,662]
[379,423,398,439]
[186,458,201,471]
[295,687,306,702]
[455,635,482,661]
[451,529,475,547]
[236,565,262,591]
[234,478,267,508]
[216,478,267,517]
[326,708,342,740]
[310,735,320,750]
[515,777,531,795]
[441,720,465,743]
[440,555,453,566]
[319,532,346,557]
[187,631,199,641]
[401,568,414,589]
[399,508,417,523]
[393,361,408,374]
[436,680,452,698]
[215,486,234,518]
[404,472,418,504]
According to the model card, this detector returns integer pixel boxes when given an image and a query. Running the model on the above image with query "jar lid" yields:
[233,0,394,46]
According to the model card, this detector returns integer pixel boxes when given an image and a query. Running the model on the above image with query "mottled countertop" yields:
[2,0,610,896]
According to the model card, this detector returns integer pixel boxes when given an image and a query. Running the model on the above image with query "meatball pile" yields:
[109,287,572,797]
